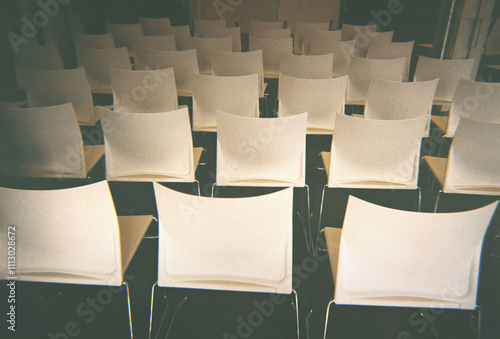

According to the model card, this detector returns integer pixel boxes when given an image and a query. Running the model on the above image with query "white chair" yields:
[309,39,357,77]
[15,44,64,90]
[193,18,226,37]
[110,67,178,113]
[76,46,132,94]
[188,36,233,74]
[354,30,394,57]
[346,56,406,105]
[216,111,307,187]
[134,48,199,97]
[132,34,176,56]
[279,53,334,79]
[413,56,478,104]
[322,114,427,190]
[248,20,284,36]
[341,23,377,41]
[431,79,500,137]
[73,33,116,49]
[23,67,98,126]
[250,27,291,40]
[139,16,171,36]
[323,196,499,339]
[293,22,330,54]
[150,184,298,338]
[278,74,348,134]
[0,181,153,339]
[105,22,143,56]
[0,103,104,179]
[302,29,342,55]
[367,40,415,81]
[249,36,293,78]
[424,118,500,198]
[164,25,192,51]
[364,78,439,137]
[98,107,203,186]
[211,50,266,98]
[191,73,259,132]
[199,26,241,52]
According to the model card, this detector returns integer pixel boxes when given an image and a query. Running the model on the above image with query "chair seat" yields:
[118,215,153,272]
[84,145,104,174]
[431,115,448,133]
[423,155,447,187]
[264,72,279,79]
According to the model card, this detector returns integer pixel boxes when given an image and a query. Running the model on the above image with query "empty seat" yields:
[279,53,334,79]
[188,36,233,74]
[302,29,342,55]
[199,26,241,52]
[278,74,348,134]
[249,36,293,78]
[367,40,414,81]
[293,21,330,54]
[190,73,260,132]
[0,103,103,179]
[309,39,357,77]
[105,22,143,56]
[110,67,178,113]
[341,23,377,41]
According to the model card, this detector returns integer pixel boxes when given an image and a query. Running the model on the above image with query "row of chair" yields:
[1,179,497,338]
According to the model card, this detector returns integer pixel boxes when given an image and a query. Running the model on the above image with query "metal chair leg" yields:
[148,282,158,339]
[316,185,328,255]
[434,190,443,213]
[123,281,134,339]
[417,187,422,212]
[292,289,300,339]
[323,300,335,339]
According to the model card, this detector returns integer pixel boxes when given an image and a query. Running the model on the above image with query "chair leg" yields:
[211,183,217,197]
[194,180,200,196]
[417,187,422,212]
[434,190,443,213]
[305,184,312,256]
[323,300,335,339]
[123,281,134,339]
[292,289,300,339]
[316,185,328,255]
[148,282,158,339]
[476,306,482,339]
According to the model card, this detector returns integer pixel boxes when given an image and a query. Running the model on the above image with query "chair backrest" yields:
[0,181,124,286]
[188,36,233,74]
[249,36,293,77]
[165,25,192,50]
[110,67,178,113]
[278,74,347,134]
[134,48,199,96]
[341,23,377,41]
[444,118,500,196]
[193,18,227,37]
[346,56,406,104]
[139,16,171,36]
[279,53,334,79]
[0,103,87,178]
[367,40,414,81]
[98,107,196,182]
[309,39,357,77]
[211,50,265,97]
[328,114,427,189]
[191,73,259,132]
[364,78,439,137]
[105,22,143,56]
[23,67,96,126]
[293,21,330,54]
[15,44,64,89]
[446,79,500,137]
[202,26,241,52]
[216,111,307,187]
[302,29,342,55]
[250,27,291,40]
[76,46,131,93]
[248,20,284,36]
[354,31,394,57]
[73,33,116,49]
[334,196,498,309]
[132,34,176,56]
[154,183,293,293]
[413,56,477,102]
